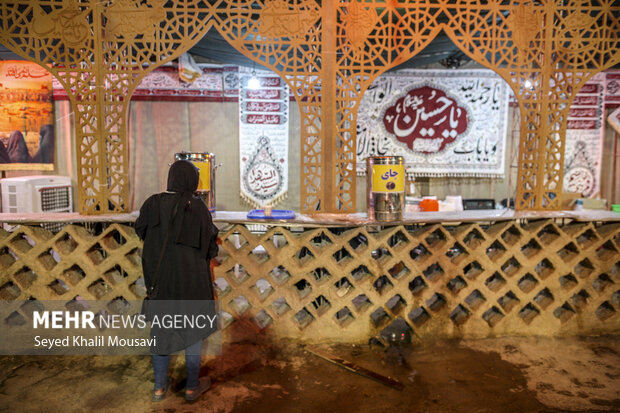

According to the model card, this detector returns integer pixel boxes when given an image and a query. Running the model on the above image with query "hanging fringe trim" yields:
[240,190,288,208]
[357,166,504,180]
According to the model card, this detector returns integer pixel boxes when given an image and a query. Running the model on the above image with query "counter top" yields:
[1,209,619,226]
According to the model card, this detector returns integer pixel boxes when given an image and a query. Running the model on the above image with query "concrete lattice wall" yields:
[1,219,619,342]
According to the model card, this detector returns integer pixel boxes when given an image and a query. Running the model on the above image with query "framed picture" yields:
[0,60,54,170]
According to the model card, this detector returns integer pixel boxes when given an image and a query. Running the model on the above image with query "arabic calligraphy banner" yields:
[357,69,510,178]
[239,66,289,207]
[564,72,606,198]
[605,71,620,108]
[53,64,240,102]
[0,61,54,167]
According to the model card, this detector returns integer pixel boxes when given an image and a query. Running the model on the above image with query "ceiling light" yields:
[248,71,260,90]
[248,61,260,90]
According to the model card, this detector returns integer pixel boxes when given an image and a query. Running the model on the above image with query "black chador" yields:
[135,160,219,354]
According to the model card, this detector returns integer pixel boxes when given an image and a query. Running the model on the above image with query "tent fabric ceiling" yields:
[0,29,466,70]
[188,30,466,69]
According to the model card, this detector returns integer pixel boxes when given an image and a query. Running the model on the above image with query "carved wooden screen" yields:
[212,1,619,212]
[212,1,448,213]
[1,1,618,214]
[0,1,216,213]
[444,1,620,209]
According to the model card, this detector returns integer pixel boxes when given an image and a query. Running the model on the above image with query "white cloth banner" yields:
[564,73,605,198]
[238,66,289,207]
[357,69,510,177]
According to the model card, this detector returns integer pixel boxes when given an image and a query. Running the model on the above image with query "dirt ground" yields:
[0,327,619,413]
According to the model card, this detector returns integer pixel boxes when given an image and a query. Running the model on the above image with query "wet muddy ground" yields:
[1,330,619,412]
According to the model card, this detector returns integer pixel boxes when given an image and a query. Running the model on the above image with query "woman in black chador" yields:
[135,160,219,402]
[0,141,10,163]
[7,130,31,163]
[32,124,54,163]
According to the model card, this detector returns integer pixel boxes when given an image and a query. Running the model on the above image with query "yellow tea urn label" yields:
[371,164,404,193]
[192,161,211,191]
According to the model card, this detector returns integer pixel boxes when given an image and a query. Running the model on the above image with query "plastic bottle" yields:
[574,199,584,211]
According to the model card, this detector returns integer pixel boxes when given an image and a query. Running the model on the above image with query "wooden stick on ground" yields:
[306,347,404,391]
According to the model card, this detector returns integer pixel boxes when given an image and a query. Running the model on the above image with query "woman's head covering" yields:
[167,160,202,248]
[0,140,10,163]
[167,159,199,193]
[33,124,54,163]
[8,130,31,163]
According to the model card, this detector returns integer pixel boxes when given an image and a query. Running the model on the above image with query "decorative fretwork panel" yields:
[1,219,619,341]
[0,1,217,213]
[444,1,619,210]
[216,1,619,213]
[1,2,618,214]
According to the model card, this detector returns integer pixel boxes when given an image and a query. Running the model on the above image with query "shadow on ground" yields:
[0,323,619,413]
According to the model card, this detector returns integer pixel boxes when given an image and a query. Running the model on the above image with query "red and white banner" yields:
[238,66,289,207]
[357,69,510,177]
[563,73,605,197]
[564,70,620,198]
[53,64,239,101]
[605,71,620,108]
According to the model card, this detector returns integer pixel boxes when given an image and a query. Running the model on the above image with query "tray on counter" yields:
[247,209,296,220]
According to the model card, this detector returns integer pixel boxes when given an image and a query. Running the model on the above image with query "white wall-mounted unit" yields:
[1,175,73,214]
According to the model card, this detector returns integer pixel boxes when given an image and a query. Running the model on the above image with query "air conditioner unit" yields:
[1,175,73,214]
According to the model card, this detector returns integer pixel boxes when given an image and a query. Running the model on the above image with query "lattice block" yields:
[2,219,619,343]
[214,220,620,341]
